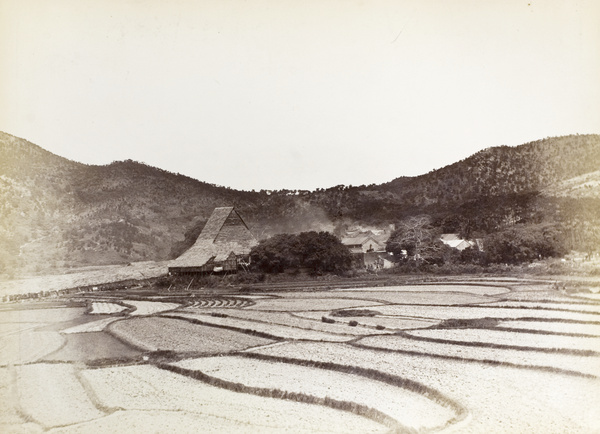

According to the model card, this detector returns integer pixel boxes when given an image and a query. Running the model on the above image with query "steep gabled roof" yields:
[170,207,257,269]
[196,206,238,242]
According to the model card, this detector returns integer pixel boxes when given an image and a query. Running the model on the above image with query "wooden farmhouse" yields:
[341,233,386,254]
[341,232,389,269]
[169,207,258,275]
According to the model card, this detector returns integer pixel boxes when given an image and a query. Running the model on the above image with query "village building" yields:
[169,207,258,275]
[363,251,396,270]
[341,232,386,254]
[341,231,393,270]
[440,233,476,251]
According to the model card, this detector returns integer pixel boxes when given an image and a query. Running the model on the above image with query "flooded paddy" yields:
[1,278,599,433]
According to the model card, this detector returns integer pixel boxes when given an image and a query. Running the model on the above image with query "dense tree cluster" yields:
[483,223,567,264]
[386,213,571,268]
[250,231,352,274]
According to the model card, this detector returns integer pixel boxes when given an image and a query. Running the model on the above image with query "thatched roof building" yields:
[169,207,258,274]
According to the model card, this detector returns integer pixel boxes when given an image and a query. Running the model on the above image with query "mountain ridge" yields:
[1,131,599,278]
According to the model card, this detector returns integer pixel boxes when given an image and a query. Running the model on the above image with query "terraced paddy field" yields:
[1,278,599,433]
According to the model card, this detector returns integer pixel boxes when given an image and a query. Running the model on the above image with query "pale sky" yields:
[1,0,599,191]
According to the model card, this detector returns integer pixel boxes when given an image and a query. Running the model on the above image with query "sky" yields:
[1,0,599,191]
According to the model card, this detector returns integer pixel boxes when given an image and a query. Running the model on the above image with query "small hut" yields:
[169,207,258,275]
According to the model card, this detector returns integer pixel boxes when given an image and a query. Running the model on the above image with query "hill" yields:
[1,131,599,278]
[0,132,339,277]
[381,135,600,204]
[542,170,600,199]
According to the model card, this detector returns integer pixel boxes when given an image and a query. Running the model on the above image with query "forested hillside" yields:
[382,135,600,204]
[1,131,599,278]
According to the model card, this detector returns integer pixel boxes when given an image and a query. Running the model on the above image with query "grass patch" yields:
[332,309,382,317]
[437,317,500,329]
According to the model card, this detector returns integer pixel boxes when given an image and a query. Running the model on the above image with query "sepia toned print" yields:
[1,1,599,432]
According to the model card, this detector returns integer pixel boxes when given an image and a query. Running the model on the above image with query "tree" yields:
[386,215,446,265]
[250,231,352,274]
[249,233,300,273]
[296,231,353,274]
[484,223,567,264]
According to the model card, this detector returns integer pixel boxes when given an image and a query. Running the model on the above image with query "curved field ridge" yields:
[486,300,600,313]
[322,284,510,296]
[122,300,179,316]
[172,355,460,432]
[281,291,497,305]
[250,341,600,433]
[355,335,600,377]
[498,320,600,336]
[108,316,274,352]
[182,308,395,334]
[168,312,360,341]
[43,331,142,362]
[407,328,600,353]
[293,311,440,330]
[370,305,600,322]
[188,296,255,309]
[4,280,600,433]
[0,367,38,432]
[0,331,65,365]
[15,363,105,429]
[78,364,387,433]
[61,317,120,334]
[251,298,383,312]
[89,302,127,315]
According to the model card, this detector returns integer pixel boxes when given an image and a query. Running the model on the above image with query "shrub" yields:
[321,316,335,324]
[235,272,266,284]
[348,320,358,327]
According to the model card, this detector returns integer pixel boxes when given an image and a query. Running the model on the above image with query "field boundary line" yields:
[398,331,600,356]
[350,342,597,379]
[179,310,359,337]
[7,363,46,430]
[160,314,285,341]
[236,351,469,432]
[157,362,411,433]
[466,303,600,315]
[73,364,123,415]
[492,326,600,338]
[104,318,158,352]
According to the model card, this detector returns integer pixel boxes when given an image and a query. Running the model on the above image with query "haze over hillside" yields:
[1,131,599,278]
